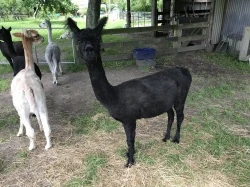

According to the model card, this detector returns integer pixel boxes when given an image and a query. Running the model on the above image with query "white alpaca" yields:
[39,19,62,85]
[11,29,51,150]
[59,31,72,39]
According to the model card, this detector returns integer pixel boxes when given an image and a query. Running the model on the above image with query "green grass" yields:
[66,153,107,187]
[0,79,10,92]
[0,17,126,63]
[62,60,135,73]
[63,63,87,73]
[0,64,12,74]
[0,114,19,129]
[116,140,157,165]
[17,151,28,158]
[197,51,250,73]
[73,103,119,134]
[0,154,6,173]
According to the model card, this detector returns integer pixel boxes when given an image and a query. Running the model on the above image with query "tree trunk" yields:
[126,0,131,28]
[86,0,101,28]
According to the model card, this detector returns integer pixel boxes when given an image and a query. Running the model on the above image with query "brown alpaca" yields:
[11,30,51,150]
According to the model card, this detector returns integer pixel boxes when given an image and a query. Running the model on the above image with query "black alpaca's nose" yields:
[85,44,94,52]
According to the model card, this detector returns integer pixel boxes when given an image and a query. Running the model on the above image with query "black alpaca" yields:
[66,17,192,167]
[0,27,42,79]
[0,26,24,69]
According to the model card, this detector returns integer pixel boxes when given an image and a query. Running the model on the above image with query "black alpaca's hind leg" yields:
[163,108,175,142]
[123,121,136,168]
[172,107,184,143]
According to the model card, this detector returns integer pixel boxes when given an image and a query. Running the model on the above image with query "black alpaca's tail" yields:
[176,67,192,83]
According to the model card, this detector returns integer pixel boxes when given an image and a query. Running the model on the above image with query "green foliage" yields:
[0,0,78,19]
[132,0,152,11]
[38,0,78,17]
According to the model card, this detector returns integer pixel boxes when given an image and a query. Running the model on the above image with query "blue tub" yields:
[133,48,156,67]
[133,48,156,60]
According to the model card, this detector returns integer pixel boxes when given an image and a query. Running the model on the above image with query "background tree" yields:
[35,0,78,18]
[117,0,163,11]
[86,0,101,28]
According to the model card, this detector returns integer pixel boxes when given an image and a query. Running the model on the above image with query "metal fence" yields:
[0,28,75,65]
[120,11,152,27]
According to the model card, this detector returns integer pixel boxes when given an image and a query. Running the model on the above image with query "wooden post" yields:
[151,0,157,27]
[152,0,157,36]
[202,28,207,47]
[170,0,175,24]
[206,0,215,52]
[239,27,250,61]
[173,27,182,48]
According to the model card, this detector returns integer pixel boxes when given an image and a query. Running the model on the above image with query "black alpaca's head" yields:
[66,17,108,62]
[0,26,12,42]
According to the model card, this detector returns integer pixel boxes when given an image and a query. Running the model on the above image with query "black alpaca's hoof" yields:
[162,137,170,142]
[124,161,134,168]
[171,139,180,144]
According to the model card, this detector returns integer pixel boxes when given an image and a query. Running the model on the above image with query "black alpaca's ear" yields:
[66,17,80,34]
[8,27,12,31]
[95,17,108,34]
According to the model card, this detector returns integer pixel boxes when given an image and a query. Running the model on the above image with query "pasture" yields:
[0,17,127,64]
[0,50,250,187]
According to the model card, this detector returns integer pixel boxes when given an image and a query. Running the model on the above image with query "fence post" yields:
[202,28,207,46]
[173,25,182,48]
[239,26,250,61]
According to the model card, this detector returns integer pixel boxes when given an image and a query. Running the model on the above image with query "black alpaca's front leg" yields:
[123,121,136,168]
[163,108,175,142]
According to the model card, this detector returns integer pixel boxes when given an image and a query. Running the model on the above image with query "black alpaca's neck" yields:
[5,38,17,57]
[87,54,116,106]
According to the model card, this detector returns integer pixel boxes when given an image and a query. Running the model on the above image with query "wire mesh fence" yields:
[120,11,152,27]
[0,28,75,65]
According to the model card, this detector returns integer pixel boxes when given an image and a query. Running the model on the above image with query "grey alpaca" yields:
[39,19,62,85]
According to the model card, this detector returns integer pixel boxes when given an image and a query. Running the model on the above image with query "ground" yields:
[0,51,249,187]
